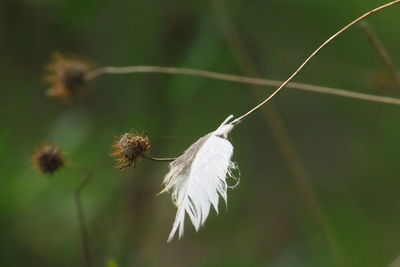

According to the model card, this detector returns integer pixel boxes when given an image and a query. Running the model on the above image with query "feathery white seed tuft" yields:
[162,115,238,242]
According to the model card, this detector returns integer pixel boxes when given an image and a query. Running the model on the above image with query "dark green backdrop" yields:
[1,0,400,266]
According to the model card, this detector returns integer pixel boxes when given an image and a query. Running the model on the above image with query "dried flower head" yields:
[111,130,151,170]
[32,144,65,174]
[44,52,92,103]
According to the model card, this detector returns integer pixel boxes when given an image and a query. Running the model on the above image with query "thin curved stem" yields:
[85,65,400,106]
[68,163,93,267]
[230,0,400,125]
[213,0,343,265]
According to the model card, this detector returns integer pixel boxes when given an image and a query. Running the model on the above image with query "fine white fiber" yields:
[162,115,238,242]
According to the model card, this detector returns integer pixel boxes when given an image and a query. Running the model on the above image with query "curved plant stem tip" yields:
[230,0,400,125]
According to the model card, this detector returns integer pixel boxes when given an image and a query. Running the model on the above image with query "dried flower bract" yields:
[44,52,92,103]
[32,144,64,174]
[112,130,151,170]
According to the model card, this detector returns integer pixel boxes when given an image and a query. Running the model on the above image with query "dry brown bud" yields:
[111,130,151,170]
[32,144,64,174]
[44,52,92,103]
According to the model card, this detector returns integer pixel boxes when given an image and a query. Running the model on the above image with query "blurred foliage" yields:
[1,0,400,266]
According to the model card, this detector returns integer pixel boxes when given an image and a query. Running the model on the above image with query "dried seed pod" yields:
[32,144,64,174]
[44,52,92,103]
[111,130,151,170]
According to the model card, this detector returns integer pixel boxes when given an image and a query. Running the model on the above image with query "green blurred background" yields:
[1,0,400,266]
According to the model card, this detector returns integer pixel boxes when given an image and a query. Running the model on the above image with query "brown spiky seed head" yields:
[112,130,151,170]
[44,52,92,103]
[32,144,64,174]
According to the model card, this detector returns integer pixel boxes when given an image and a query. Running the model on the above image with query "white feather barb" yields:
[162,115,238,242]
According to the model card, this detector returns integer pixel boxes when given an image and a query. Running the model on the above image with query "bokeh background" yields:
[1,0,400,266]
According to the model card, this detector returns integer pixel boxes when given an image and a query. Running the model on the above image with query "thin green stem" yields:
[69,163,93,267]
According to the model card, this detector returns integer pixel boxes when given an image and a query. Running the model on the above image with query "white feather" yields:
[162,115,238,242]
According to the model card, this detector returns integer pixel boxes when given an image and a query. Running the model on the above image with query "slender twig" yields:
[359,21,400,89]
[212,0,343,265]
[68,163,93,267]
[229,0,400,125]
[85,65,400,106]
[142,154,176,162]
